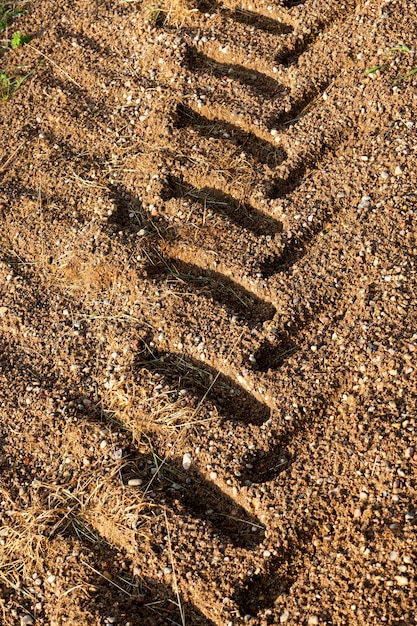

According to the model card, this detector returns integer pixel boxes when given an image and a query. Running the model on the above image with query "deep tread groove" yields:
[162,175,282,236]
[224,7,293,33]
[161,256,277,324]
[135,345,272,426]
[174,103,287,166]
[185,46,286,99]
[158,459,266,547]
[252,334,298,372]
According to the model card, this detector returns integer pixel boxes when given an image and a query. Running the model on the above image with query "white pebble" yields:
[389,551,398,561]
[308,617,319,626]
[280,613,290,623]
[209,471,218,480]
[394,575,408,586]
[20,617,34,626]
[100,440,108,449]
[182,453,192,470]
[128,478,143,487]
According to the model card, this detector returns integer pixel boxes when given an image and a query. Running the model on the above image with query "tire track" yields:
[2,248,297,617]
[0,0,396,622]
[137,0,379,621]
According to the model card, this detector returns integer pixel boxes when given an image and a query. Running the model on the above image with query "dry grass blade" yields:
[164,509,185,626]
[0,467,152,593]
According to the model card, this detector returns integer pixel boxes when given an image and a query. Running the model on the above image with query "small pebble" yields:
[128,478,143,487]
[20,617,34,626]
[280,613,290,623]
[308,617,319,626]
[394,575,408,586]
[100,440,108,449]
[358,196,371,209]
[405,447,414,459]
[183,453,192,470]
[163,566,173,574]
[389,551,398,561]
[209,471,218,480]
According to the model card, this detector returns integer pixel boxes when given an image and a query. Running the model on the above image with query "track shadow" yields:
[158,256,276,325]
[251,334,298,371]
[174,103,287,167]
[107,183,147,234]
[77,527,217,625]
[134,342,271,426]
[233,553,298,618]
[134,457,265,548]
[185,47,286,99]
[162,175,282,236]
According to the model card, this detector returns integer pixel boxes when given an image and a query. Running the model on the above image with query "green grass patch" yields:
[0,2,33,101]
[365,42,416,82]
[0,2,26,32]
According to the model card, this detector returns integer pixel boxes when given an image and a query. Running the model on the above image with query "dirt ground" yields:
[0,0,416,624]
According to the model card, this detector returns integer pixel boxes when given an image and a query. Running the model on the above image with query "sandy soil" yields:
[0,0,416,624]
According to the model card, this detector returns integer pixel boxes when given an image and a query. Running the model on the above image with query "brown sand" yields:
[0,0,416,623]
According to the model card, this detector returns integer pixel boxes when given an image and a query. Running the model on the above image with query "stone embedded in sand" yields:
[183,452,192,470]
[358,195,371,209]
[394,575,409,586]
